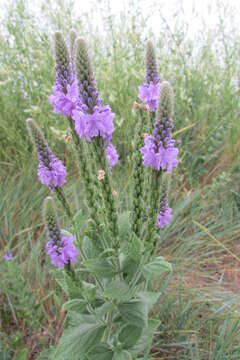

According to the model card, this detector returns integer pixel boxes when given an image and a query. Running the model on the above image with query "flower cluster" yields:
[49,32,80,118]
[138,40,161,112]
[49,80,79,117]
[140,136,178,173]
[138,82,160,112]
[43,196,79,269]
[46,233,79,269]
[140,81,178,173]
[157,194,172,229]
[106,143,118,168]
[38,155,67,189]
[73,105,115,141]
[27,119,67,190]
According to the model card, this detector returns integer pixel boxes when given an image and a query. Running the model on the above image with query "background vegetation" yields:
[1,0,240,358]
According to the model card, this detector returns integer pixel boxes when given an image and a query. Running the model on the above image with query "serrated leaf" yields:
[137,291,160,311]
[88,344,114,360]
[54,322,106,359]
[118,300,148,328]
[142,256,172,280]
[95,301,114,320]
[130,319,160,356]
[82,236,102,259]
[104,280,130,301]
[118,324,142,349]
[118,211,131,241]
[129,233,143,261]
[73,209,84,230]
[83,258,115,278]
[62,299,87,312]
[113,350,132,360]
[82,281,96,301]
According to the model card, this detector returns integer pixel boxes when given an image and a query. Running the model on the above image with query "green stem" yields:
[145,170,162,246]
[131,109,146,238]
[54,186,72,220]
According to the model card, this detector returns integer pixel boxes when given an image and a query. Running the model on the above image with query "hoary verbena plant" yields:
[27,32,179,359]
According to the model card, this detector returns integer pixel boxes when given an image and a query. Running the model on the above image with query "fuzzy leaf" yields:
[73,209,84,231]
[88,344,114,360]
[130,319,160,356]
[104,280,130,301]
[62,299,87,312]
[118,324,142,349]
[137,291,160,311]
[83,258,115,278]
[82,236,102,259]
[82,281,96,301]
[142,256,172,280]
[53,322,106,359]
[95,301,114,320]
[113,350,132,360]
[118,211,131,241]
[118,300,148,328]
[129,233,143,261]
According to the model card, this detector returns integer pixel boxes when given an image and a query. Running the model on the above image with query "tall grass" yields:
[1,0,240,358]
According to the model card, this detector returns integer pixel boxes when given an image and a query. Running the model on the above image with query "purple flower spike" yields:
[27,119,67,190]
[46,233,79,269]
[43,197,79,269]
[140,135,161,170]
[73,105,115,141]
[157,207,172,229]
[106,143,118,168]
[4,252,13,261]
[38,156,67,190]
[138,41,161,112]
[138,82,160,112]
[157,194,172,229]
[49,80,79,117]
[140,82,178,173]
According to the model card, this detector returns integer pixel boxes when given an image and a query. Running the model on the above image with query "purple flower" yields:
[106,143,118,168]
[49,80,79,117]
[46,233,79,269]
[140,136,178,173]
[157,194,172,229]
[38,155,67,190]
[73,105,115,141]
[157,206,172,229]
[138,81,160,112]
[4,252,13,261]
[140,82,178,173]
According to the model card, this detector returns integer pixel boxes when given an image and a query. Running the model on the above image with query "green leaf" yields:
[129,233,143,261]
[82,236,102,259]
[113,350,132,360]
[130,319,160,356]
[118,211,131,242]
[118,300,148,328]
[95,301,114,320]
[73,209,84,231]
[137,291,160,311]
[83,258,115,278]
[142,256,172,281]
[104,280,130,301]
[62,299,87,312]
[118,324,142,349]
[88,344,114,360]
[54,322,106,359]
[82,281,96,301]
